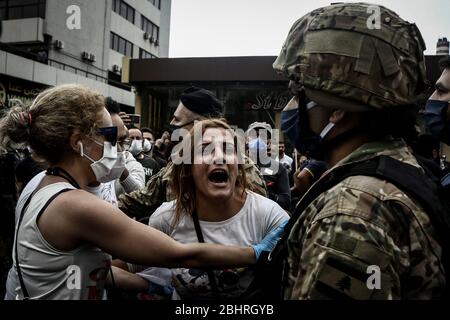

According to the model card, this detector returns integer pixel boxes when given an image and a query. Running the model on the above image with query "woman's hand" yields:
[251,220,289,261]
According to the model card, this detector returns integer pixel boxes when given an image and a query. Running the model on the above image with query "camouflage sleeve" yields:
[244,156,268,197]
[118,165,168,220]
[287,213,395,300]
[286,192,445,300]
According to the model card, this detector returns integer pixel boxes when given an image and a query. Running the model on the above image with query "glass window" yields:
[126,42,133,57]
[118,38,125,55]
[38,2,45,17]
[23,4,37,18]
[148,22,153,35]
[140,48,150,59]
[110,33,115,50]
[15,0,39,5]
[0,0,46,20]
[120,1,127,17]
[148,0,160,10]
[9,7,22,19]
[127,7,134,23]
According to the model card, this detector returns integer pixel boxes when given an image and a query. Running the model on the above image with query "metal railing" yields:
[0,42,131,91]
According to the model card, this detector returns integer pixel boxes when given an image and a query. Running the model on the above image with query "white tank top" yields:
[13,182,111,300]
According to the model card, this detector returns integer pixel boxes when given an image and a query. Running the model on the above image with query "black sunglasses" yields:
[96,126,118,146]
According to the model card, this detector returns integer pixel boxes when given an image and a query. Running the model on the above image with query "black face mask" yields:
[281,91,365,161]
[281,92,325,160]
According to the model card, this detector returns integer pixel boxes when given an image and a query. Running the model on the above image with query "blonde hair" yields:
[0,84,105,164]
[170,118,247,226]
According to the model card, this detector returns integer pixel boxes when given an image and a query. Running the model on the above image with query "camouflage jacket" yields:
[119,156,268,219]
[285,138,446,300]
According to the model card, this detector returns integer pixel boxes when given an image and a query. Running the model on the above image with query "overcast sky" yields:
[169,0,449,57]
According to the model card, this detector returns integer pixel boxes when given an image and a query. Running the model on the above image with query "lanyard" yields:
[46,167,81,189]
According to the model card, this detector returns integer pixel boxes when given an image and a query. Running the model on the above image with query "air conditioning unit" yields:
[149,36,155,44]
[89,53,96,62]
[155,39,159,47]
[82,51,90,60]
[54,40,64,50]
[143,32,150,40]
[112,64,121,74]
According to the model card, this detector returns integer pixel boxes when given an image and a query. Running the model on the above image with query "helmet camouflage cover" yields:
[273,2,428,111]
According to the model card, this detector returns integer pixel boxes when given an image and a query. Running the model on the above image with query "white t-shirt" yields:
[277,154,294,171]
[148,191,289,300]
[85,182,118,207]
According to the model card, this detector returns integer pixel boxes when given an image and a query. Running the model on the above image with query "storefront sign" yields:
[0,75,47,110]
[245,92,290,111]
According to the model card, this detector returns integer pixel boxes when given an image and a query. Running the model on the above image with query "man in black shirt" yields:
[128,127,160,183]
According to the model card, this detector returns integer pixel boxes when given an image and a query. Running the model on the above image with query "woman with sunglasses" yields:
[0,84,285,300]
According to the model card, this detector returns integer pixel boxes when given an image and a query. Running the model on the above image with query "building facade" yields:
[126,56,290,134]
[125,55,450,158]
[0,0,171,113]
[437,37,449,56]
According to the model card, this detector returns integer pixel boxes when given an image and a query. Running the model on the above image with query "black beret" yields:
[180,87,223,117]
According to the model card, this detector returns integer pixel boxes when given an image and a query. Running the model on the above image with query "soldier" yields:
[119,87,267,220]
[424,56,450,187]
[274,3,446,299]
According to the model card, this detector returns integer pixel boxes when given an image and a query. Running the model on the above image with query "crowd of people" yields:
[0,2,450,300]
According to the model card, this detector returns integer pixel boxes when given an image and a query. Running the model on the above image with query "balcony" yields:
[0,18,45,44]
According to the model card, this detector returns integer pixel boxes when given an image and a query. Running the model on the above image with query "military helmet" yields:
[273,2,427,111]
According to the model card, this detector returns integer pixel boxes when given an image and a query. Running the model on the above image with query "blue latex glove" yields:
[251,220,289,261]
[147,281,174,298]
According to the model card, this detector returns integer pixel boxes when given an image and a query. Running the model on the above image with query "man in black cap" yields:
[170,86,223,130]
[118,87,268,222]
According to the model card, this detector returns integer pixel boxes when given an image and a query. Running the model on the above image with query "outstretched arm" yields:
[63,191,256,269]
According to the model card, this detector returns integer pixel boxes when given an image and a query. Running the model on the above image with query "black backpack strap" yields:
[245,155,450,300]
[15,188,73,300]
[191,209,220,298]
[277,155,449,295]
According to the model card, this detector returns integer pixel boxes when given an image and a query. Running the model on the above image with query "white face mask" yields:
[142,139,152,153]
[129,139,143,156]
[80,141,125,183]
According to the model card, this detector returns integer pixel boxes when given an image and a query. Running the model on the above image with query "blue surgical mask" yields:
[248,137,267,152]
[424,100,450,145]
[281,99,334,159]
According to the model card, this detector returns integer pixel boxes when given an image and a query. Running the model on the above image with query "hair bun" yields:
[0,106,32,148]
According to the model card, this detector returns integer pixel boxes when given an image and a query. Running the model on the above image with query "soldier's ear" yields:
[329,109,346,124]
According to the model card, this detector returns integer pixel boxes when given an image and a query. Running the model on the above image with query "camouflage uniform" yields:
[119,156,268,219]
[284,138,446,300]
[272,3,446,299]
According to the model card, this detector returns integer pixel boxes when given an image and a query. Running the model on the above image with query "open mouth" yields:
[208,169,229,184]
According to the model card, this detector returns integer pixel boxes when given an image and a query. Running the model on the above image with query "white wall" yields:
[45,0,110,78]
[110,12,159,60]
[158,0,171,57]
[0,51,135,107]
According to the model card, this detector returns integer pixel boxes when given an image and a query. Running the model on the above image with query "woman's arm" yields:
[106,266,149,292]
[61,191,256,269]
